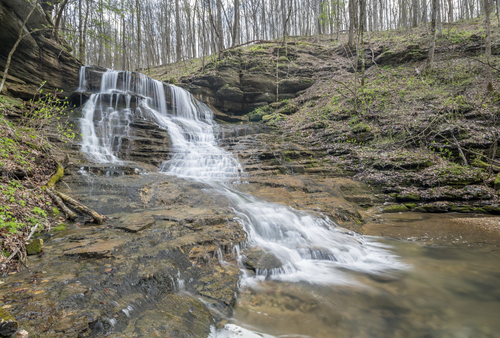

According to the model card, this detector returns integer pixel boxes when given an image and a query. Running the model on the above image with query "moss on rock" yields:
[495,172,500,190]
[413,205,449,213]
[383,205,409,213]
[26,238,43,255]
[481,205,500,215]
[0,306,18,337]
[46,163,64,188]
[396,193,421,202]
[52,223,67,231]
[450,205,473,213]
[405,203,418,209]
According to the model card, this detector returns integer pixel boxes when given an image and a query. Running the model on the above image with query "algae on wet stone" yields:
[383,205,409,213]
[26,238,43,255]
[0,306,18,338]
[396,193,421,202]
[413,205,450,213]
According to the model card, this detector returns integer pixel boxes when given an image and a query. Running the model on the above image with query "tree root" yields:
[54,191,104,224]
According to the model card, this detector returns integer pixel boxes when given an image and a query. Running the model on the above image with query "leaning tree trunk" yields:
[0,0,39,94]
[52,0,70,41]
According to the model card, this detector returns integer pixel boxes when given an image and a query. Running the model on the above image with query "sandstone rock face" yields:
[184,70,314,117]
[216,85,244,102]
[0,0,81,99]
[177,46,321,117]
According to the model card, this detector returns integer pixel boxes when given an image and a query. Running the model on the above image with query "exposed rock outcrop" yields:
[169,45,327,117]
[0,0,81,99]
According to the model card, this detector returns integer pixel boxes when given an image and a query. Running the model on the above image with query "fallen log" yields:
[45,188,77,221]
[54,191,104,224]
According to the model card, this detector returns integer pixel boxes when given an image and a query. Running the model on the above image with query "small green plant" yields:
[0,206,24,234]
[31,207,47,219]
[24,84,75,143]
[52,207,60,217]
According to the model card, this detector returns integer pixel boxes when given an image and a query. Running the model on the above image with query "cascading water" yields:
[77,66,405,334]
[78,66,403,281]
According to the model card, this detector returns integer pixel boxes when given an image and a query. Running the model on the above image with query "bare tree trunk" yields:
[122,4,126,70]
[78,0,83,61]
[425,0,438,71]
[485,0,492,60]
[348,0,356,48]
[316,0,321,42]
[192,2,197,58]
[166,0,171,64]
[485,0,493,91]
[216,0,224,51]
[360,0,366,86]
[412,0,419,26]
[447,0,453,22]
[336,0,340,42]
[380,0,384,30]
[175,0,181,62]
[52,0,70,41]
[136,0,142,69]
[262,0,267,40]
[82,0,89,64]
[437,0,443,37]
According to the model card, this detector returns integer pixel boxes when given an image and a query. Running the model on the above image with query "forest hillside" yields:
[148,18,500,215]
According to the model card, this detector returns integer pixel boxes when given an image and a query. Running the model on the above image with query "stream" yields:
[221,214,500,337]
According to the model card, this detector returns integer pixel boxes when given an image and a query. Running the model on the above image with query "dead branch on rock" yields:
[45,188,77,221]
[54,191,104,224]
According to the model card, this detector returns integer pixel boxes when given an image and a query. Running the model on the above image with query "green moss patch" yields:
[383,205,409,213]
[26,238,43,255]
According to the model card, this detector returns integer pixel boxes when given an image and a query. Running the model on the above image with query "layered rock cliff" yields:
[0,0,81,99]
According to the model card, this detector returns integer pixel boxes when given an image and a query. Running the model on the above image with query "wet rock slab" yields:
[0,170,245,337]
[114,214,155,233]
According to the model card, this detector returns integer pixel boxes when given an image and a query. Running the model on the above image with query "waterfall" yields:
[78,67,403,286]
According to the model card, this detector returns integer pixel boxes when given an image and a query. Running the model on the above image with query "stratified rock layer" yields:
[0,0,81,98]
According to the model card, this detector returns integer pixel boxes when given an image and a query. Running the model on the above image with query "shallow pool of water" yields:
[219,213,500,338]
